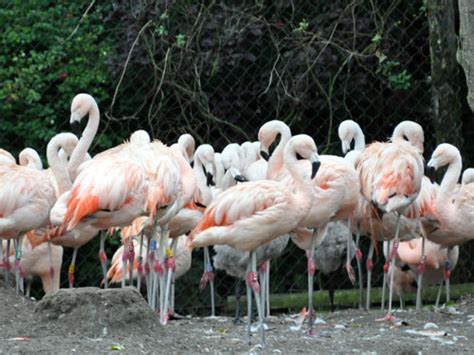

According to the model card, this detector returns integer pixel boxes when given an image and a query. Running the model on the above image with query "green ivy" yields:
[0,1,116,157]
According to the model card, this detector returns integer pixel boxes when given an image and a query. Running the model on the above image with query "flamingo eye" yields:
[403,134,409,141]
[296,153,305,160]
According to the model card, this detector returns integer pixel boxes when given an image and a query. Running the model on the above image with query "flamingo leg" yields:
[249,251,265,347]
[233,279,244,324]
[121,242,128,288]
[307,230,316,336]
[376,213,401,323]
[47,238,54,291]
[14,235,24,295]
[258,262,267,321]
[366,241,374,310]
[25,277,31,298]
[354,228,364,309]
[444,247,453,304]
[415,235,426,311]
[328,272,335,312]
[136,230,145,291]
[245,260,253,345]
[381,240,391,311]
[201,247,216,317]
[400,294,404,310]
[265,260,271,318]
[162,237,177,325]
[145,235,152,304]
[170,239,179,317]
[128,238,135,287]
[99,232,108,289]
[435,280,443,308]
[345,219,356,285]
[5,239,11,287]
[158,226,169,324]
[68,247,78,288]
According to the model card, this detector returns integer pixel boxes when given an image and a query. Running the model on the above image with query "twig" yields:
[109,19,154,115]
[66,0,96,41]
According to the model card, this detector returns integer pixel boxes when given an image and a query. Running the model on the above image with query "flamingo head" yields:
[258,120,291,161]
[338,119,363,154]
[427,143,461,171]
[195,144,216,187]
[70,93,97,134]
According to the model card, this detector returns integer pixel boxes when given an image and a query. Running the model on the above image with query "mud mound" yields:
[32,287,159,338]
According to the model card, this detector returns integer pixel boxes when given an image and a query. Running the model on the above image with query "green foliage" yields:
[0,1,115,157]
[293,19,309,33]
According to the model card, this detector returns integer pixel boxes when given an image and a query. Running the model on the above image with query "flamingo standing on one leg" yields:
[189,135,321,347]
[357,121,424,322]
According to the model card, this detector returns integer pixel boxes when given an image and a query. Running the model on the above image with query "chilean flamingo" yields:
[0,162,56,293]
[259,120,359,334]
[3,231,63,296]
[358,121,424,321]
[189,134,321,346]
[385,238,459,308]
[0,149,15,166]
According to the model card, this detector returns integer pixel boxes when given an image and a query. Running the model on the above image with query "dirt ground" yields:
[0,278,473,354]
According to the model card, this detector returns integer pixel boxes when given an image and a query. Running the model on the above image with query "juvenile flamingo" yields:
[189,135,321,346]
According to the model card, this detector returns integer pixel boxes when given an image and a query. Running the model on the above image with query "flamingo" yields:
[313,221,356,312]
[189,134,321,346]
[0,149,15,165]
[259,120,359,334]
[0,160,56,293]
[385,238,459,308]
[3,231,63,296]
[28,133,100,288]
[461,168,474,185]
[339,120,428,310]
[357,121,424,321]
[19,148,43,170]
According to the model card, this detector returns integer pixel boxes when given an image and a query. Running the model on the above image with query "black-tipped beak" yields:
[311,161,321,179]
[206,172,215,187]
[260,150,270,161]
[190,160,194,168]
[70,121,82,137]
[234,175,248,183]
[425,165,436,180]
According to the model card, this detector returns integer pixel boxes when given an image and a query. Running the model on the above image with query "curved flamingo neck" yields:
[437,153,462,211]
[48,139,73,195]
[67,99,99,180]
[353,128,365,152]
[19,148,43,170]
[267,123,292,180]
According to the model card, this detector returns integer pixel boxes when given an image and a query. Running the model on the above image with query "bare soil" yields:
[0,279,473,354]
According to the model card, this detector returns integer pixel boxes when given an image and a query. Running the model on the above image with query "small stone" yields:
[424,322,439,329]
[334,324,346,329]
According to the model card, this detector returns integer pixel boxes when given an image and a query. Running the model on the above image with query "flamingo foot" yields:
[375,312,397,323]
[345,263,356,285]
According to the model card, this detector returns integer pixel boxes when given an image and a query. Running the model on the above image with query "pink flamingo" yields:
[385,238,459,308]
[0,161,56,293]
[259,120,359,334]
[189,134,321,346]
[30,133,99,288]
[357,121,424,321]
[4,231,63,296]
[427,144,474,245]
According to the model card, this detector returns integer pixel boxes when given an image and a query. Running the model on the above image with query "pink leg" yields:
[99,232,108,289]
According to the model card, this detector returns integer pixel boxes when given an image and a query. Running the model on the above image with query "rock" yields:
[32,287,159,338]
[424,322,439,329]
